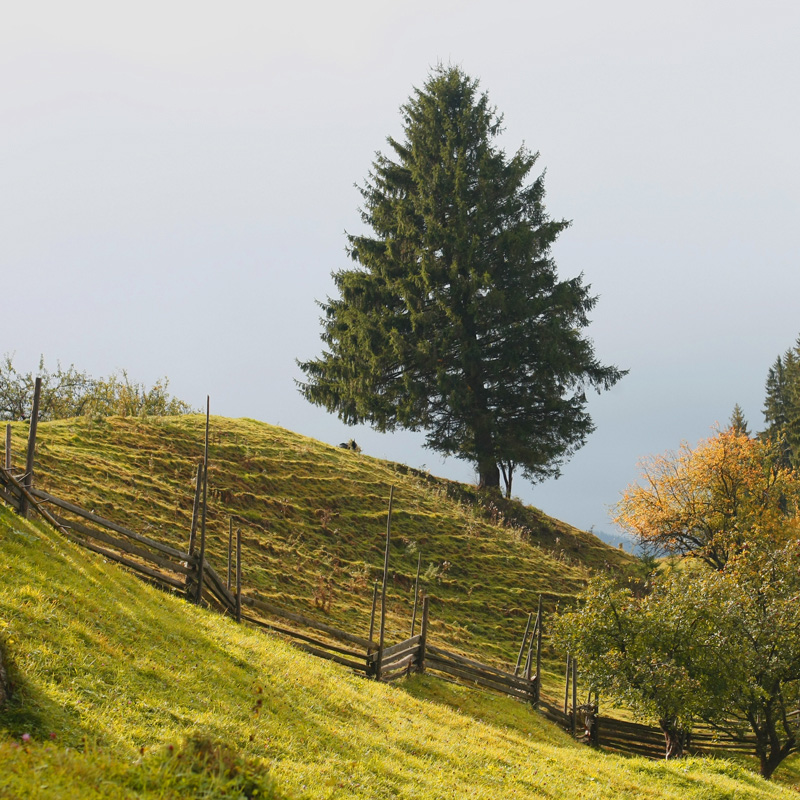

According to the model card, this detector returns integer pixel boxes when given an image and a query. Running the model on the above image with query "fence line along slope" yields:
[4,414,634,680]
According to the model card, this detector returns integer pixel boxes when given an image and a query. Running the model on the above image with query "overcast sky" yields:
[3,1,798,535]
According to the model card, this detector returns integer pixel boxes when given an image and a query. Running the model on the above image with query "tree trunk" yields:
[659,719,687,760]
[479,462,500,489]
[755,729,795,779]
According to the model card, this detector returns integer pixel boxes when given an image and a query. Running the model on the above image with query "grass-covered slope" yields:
[1,507,796,799]
[6,415,634,688]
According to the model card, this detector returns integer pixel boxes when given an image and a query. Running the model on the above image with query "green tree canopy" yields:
[298,66,625,493]
[555,541,800,776]
[0,354,194,421]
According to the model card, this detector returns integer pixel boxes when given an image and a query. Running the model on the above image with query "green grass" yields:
[1,506,797,799]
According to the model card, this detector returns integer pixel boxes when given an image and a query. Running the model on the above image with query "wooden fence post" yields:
[4,424,11,470]
[564,654,571,716]
[534,595,543,706]
[194,397,210,605]
[376,486,394,681]
[571,657,578,737]
[515,611,533,676]
[410,551,421,637]
[368,580,378,644]
[227,517,233,591]
[235,526,242,623]
[19,377,42,519]
[184,461,203,597]
[417,593,429,674]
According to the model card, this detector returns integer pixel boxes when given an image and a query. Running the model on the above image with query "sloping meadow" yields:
[6,414,633,683]
[1,507,796,799]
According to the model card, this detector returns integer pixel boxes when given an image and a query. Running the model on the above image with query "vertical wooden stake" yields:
[19,377,42,519]
[195,397,210,605]
[515,611,533,676]
[571,657,578,737]
[227,517,234,591]
[417,593,429,674]
[376,486,394,681]
[524,620,536,681]
[534,595,543,706]
[368,580,378,644]
[4,423,11,470]
[235,526,242,623]
[564,654,571,716]
[184,461,203,597]
[410,551,421,637]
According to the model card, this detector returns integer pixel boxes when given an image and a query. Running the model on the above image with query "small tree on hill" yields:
[298,66,624,492]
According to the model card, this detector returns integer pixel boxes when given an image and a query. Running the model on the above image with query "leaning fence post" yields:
[417,593,429,674]
[4,424,11,470]
[194,397,210,605]
[184,461,203,597]
[376,486,394,681]
[515,611,533,676]
[235,525,242,623]
[18,377,42,519]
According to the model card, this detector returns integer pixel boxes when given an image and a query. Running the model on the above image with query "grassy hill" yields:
[1,505,797,799]
[5,414,635,695]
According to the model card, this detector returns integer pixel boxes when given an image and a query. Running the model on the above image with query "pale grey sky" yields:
[3,0,799,533]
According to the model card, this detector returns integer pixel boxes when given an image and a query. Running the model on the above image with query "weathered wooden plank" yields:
[239,613,367,660]
[29,488,190,561]
[426,657,532,701]
[426,647,533,691]
[379,635,421,660]
[0,485,19,509]
[426,644,526,687]
[379,651,417,677]
[241,593,375,649]
[378,645,419,671]
[203,563,237,611]
[292,642,369,672]
[53,514,194,575]
[67,534,186,590]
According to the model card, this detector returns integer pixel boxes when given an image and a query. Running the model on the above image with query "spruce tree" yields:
[298,66,625,490]
[728,403,750,437]
[763,338,800,468]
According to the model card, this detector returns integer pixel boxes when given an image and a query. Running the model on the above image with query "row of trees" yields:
[555,430,800,777]
[0,354,194,421]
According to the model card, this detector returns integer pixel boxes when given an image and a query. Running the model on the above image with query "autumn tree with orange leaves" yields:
[613,429,800,569]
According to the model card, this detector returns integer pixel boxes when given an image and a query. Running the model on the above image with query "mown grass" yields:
[1,506,797,799]
[5,414,636,698]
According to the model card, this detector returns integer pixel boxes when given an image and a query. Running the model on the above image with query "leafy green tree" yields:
[298,66,624,492]
[555,542,800,777]
[0,354,194,421]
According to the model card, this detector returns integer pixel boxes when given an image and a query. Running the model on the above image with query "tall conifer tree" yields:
[298,66,625,489]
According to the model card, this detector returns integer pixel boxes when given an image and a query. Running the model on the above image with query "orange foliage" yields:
[614,430,800,568]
